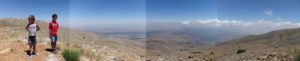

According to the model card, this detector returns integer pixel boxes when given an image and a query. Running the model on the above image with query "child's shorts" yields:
[28,36,36,46]
[50,35,58,43]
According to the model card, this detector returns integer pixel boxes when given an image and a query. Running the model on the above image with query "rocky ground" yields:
[144,28,300,61]
[0,25,62,61]
[0,18,144,61]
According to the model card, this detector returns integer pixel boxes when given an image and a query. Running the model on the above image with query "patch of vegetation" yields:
[62,48,81,61]
[236,49,246,54]
[294,51,300,61]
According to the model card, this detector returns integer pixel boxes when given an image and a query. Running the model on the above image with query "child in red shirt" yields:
[49,14,59,54]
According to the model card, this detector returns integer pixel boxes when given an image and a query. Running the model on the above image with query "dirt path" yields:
[0,23,63,61]
[0,41,61,61]
[46,53,59,61]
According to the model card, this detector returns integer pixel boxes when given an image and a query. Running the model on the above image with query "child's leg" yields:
[33,36,36,52]
[50,36,53,48]
[28,36,33,55]
[29,45,33,54]
[54,42,56,49]
[51,42,54,49]
[33,45,36,52]
[54,35,58,49]
[50,35,56,50]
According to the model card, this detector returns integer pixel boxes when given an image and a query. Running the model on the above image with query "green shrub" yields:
[294,51,300,61]
[236,49,246,54]
[62,49,81,61]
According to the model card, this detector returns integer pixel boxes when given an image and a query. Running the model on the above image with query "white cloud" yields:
[196,19,248,27]
[183,18,300,27]
[182,18,300,34]
[263,9,273,16]
[181,20,191,25]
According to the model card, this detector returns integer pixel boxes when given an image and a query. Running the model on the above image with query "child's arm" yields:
[57,23,59,31]
[36,24,40,31]
[48,23,52,37]
[57,23,59,29]
[48,23,52,30]
[25,24,29,31]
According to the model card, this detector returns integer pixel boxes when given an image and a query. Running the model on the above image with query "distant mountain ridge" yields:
[145,22,300,61]
[204,28,300,61]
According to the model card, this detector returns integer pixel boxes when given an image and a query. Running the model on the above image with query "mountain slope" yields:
[144,27,300,61]
[0,18,144,61]
[204,28,300,61]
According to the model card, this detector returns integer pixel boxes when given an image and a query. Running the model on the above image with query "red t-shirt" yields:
[49,21,59,35]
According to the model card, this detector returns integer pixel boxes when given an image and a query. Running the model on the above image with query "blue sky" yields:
[70,0,145,21]
[217,0,300,21]
[69,0,145,28]
[0,0,69,25]
[0,0,145,28]
[147,0,217,22]
[0,0,299,28]
[148,0,300,22]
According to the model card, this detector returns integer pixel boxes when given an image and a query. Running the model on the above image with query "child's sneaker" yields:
[53,49,57,54]
[32,51,37,56]
[28,55,32,59]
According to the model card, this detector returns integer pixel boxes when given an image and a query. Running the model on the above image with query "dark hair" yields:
[28,15,35,21]
[52,14,58,19]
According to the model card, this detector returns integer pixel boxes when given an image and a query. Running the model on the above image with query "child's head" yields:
[52,14,58,21]
[28,15,35,24]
